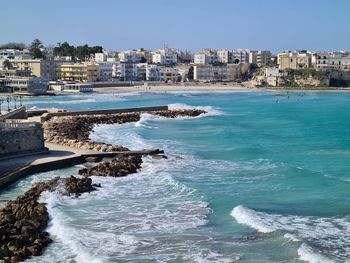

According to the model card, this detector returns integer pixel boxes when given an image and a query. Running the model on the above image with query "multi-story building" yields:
[194,49,219,64]
[249,51,273,66]
[277,52,312,70]
[1,77,48,94]
[60,63,100,82]
[0,68,32,78]
[312,51,350,71]
[96,62,114,81]
[119,51,144,63]
[152,47,178,65]
[194,49,250,64]
[193,64,247,81]
[95,53,107,62]
[6,59,71,80]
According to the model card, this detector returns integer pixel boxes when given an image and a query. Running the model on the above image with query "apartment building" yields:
[249,51,272,66]
[60,63,100,82]
[1,77,48,94]
[152,48,178,65]
[194,49,250,64]
[194,49,219,64]
[312,51,350,71]
[193,64,246,81]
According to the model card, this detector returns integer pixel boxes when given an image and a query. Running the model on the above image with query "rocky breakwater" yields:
[0,176,95,263]
[43,109,206,152]
[79,155,143,177]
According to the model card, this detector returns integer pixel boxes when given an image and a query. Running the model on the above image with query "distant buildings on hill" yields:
[1,43,350,93]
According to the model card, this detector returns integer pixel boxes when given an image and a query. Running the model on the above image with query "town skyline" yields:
[2,0,350,53]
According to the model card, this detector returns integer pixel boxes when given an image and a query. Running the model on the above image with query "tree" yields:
[2,60,13,70]
[53,42,75,59]
[29,39,46,59]
[0,42,26,50]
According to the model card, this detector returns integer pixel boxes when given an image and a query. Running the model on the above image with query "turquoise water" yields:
[2,90,350,262]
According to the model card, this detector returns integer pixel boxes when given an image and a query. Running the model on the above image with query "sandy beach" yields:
[93,84,253,94]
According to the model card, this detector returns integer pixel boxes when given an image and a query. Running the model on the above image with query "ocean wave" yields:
[168,103,226,117]
[231,205,350,262]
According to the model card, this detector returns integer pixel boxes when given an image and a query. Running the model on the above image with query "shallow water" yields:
[3,90,350,262]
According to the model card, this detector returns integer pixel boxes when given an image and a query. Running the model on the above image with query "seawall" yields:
[40,105,169,122]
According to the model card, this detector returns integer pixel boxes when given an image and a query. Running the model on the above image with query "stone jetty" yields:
[79,155,143,177]
[0,176,95,263]
[43,109,206,152]
[0,108,206,262]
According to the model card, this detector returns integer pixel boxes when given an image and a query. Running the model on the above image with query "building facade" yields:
[60,63,100,82]
[312,51,350,71]
[277,52,312,70]
[249,51,272,66]
[193,64,247,81]
[1,77,48,94]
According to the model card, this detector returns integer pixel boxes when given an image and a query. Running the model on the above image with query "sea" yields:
[1,90,350,263]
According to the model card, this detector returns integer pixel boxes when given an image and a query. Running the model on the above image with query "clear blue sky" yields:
[1,0,349,53]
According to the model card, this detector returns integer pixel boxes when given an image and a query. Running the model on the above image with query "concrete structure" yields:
[6,59,71,80]
[194,49,218,64]
[0,121,47,158]
[119,51,144,63]
[312,51,350,71]
[193,64,248,81]
[40,105,169,122]
[63,83,93,92]
[0,68,32,78]
[152,47,178,65]
[278,52,312,70]
[194,49,250,64]
[0,49,22,60]
[60,63,100,82]
[95,53,107,62]
[249,51,273,66]
[0,107,28,121]
[97,62,114,81]
[1,77,48,94]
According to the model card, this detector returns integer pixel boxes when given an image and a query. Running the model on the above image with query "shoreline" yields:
[92,84,350,94]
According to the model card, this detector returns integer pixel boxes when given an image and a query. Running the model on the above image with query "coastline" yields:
[92,84,350,94]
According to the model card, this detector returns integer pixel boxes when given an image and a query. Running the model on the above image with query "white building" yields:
[194,49,219,64]
[193,64,248,81]
[97,62,114,81]
[249,51,272,66]
[119,51,144,63]
[1,77,48,94]
[113,62,148,81]
[312,51,350,71]
[194,49,250,64]
[152,47,178,65]
[95,53,107,62]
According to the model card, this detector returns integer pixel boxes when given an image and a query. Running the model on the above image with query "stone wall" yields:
[0,122,46,157]
[0,106,27,122]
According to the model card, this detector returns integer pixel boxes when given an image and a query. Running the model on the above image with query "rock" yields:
[85,156,102,163]
[43,110,205,154]
[79,155,143,178]
[0,176,96,262]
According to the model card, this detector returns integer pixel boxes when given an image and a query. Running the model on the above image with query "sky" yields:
[1,0,350,53]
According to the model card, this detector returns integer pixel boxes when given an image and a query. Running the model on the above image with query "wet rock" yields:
[0,176,96,262]
[43,109,206,153]
[79,155,143,178]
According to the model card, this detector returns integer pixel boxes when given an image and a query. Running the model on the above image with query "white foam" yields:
[298,243,334,263]
[168,103,225,117]
[230,205,349,262]
[231,205,274,233]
